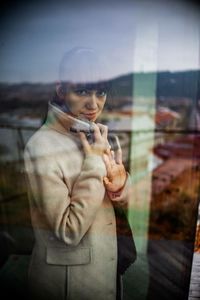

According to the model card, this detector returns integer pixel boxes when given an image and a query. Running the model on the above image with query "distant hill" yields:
[0,83,55,115]
[111,69,200,99]
[0,70,199,118]
[156,70,200,99]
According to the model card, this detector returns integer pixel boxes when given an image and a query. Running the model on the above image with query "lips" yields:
[82,112,97,120]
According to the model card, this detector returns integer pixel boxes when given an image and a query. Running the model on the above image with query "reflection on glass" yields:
[0,1,200,300]
[156,71,200,131]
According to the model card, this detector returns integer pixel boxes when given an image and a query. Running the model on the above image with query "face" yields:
[62,86,107,122]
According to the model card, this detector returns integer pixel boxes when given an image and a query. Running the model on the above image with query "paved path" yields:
[188,253,200,299]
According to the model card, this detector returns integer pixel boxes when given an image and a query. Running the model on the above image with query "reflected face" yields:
[63,86,107,121]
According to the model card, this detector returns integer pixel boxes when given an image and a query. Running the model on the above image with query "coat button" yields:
[49,236,55,241]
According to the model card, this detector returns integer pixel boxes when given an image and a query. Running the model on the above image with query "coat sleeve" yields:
[24,145,106,246]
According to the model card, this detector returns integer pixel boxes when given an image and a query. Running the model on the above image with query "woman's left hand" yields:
[103,146,127,193]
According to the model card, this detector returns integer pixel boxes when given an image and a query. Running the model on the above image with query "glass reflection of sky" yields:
[0,0,199,83]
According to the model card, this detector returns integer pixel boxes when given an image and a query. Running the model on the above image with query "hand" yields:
[79,123,109,157]
[103,146,127,193]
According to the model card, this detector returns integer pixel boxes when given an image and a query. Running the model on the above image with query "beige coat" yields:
[24,103,130,300]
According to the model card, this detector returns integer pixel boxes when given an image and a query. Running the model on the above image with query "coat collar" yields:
[45,101,77,136]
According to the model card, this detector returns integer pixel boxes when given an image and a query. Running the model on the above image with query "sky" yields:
[0,0,200,83]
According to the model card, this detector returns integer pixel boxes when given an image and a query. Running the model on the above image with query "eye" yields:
[74,89,89,96]
[96,90,107,97]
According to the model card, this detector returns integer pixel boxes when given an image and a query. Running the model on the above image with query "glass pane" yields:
[0,1,200,300]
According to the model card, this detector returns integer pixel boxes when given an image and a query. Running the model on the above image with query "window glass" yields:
[0,1,199,299]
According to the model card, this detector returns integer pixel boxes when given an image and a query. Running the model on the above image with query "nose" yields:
[86,92,98,110]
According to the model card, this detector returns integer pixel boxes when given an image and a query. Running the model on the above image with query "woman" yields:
[24,47,136,300]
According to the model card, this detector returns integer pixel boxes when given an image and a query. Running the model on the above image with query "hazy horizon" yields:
[0,68,200,85]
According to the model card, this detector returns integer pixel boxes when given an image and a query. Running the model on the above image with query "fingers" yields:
[92,123,102,142]
[103,176,113,190]
[104,150,115,166]
[107,146,122,165]
[103,176,110,185]
[97,123,111,149]
[79,124,123,163]
[93,123,110,153]
[110,150,116,165]
[79,132,91,154]
[115,148,122,164]
[97,123,108,140]
[112,136,122,164]
[103,153,112,174]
